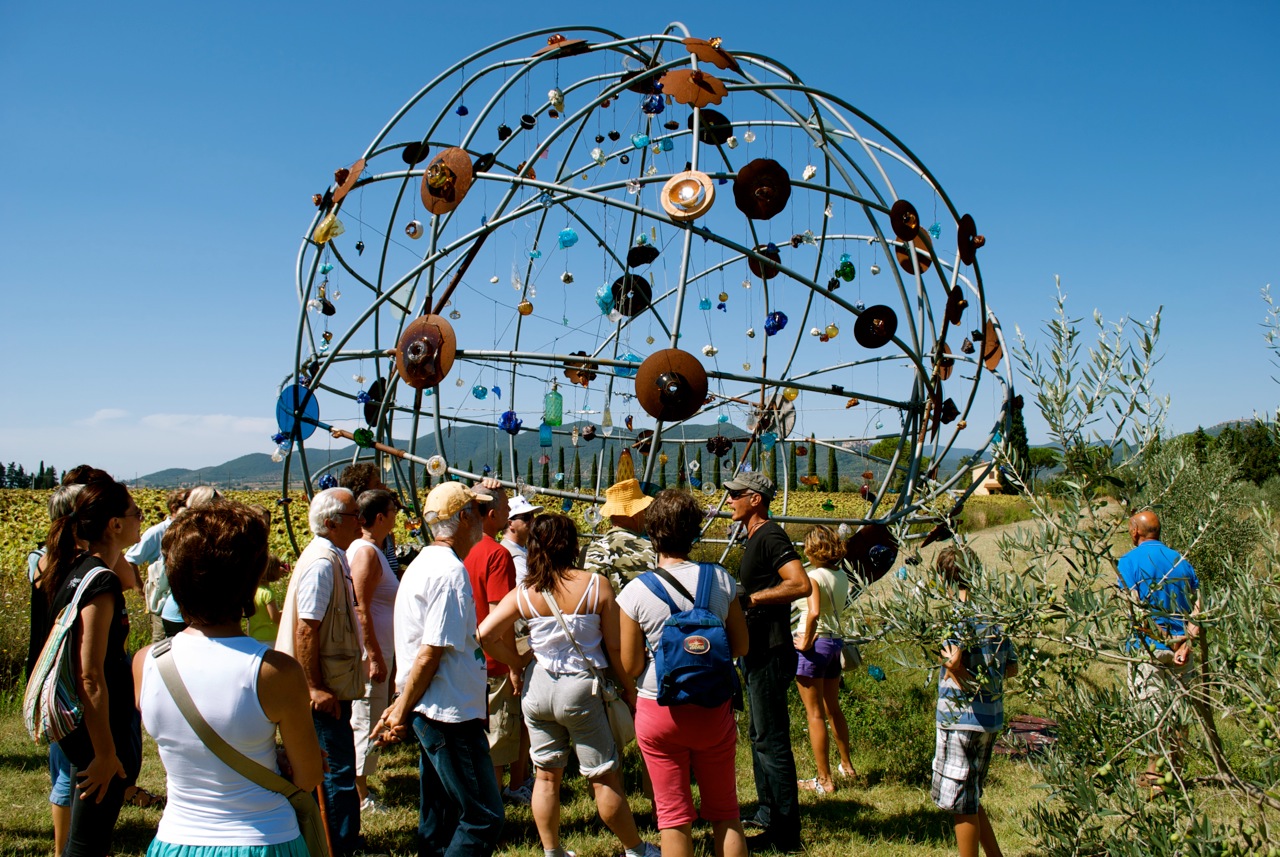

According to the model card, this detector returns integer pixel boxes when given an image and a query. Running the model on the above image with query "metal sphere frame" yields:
[277,22,1015,553]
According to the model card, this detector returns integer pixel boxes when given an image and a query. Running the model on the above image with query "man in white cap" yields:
[500,494,542,587]
[584,450,656,593]
[377,481,503,857]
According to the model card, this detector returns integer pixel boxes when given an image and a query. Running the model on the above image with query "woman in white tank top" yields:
[132,503,323,857]
[346,488,400,811]
[479,513,658,857]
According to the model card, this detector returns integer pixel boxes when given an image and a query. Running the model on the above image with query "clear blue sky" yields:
[2,1,1276,479]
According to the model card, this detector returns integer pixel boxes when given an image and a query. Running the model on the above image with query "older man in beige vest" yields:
[277,487,365,855]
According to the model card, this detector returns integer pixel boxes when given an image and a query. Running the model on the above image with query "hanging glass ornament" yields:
[560,271,574,284]
[355,240,365,255]
[583,505,602,525]
[318,474,338,490]
[625,414,634,431]
[855,299,866,311]
[837,523,852,539]
[538,453,551,466]
[271,448,284,463]
[602,405,614,436]
[616,353,640,378]
[822,499,836,512]
[499,411,522,435]
[571,426,579,446]
[619,154,630,165]
[356,389,371,404]
[497,123,512,140]
[783,387,799,402]
[870,264,881,275]
[490,275,500,283]
[688,460,700,473]
[764,311,788,336]
[701,344,718,357]
[802,164,817,180]
[406,220,423,239]
[824,203,833,218]
[702,481,717,496]
[630,133,650,149]
[548,88,565,111]
[320,263,334,275]
[746,328,755,338]
[743,130,756,143]
[760,432,777,451]
[558,228,579,249]
[352,428,375,448]
[658,452,669,466]
[837,253,857,281]
[717,414,729,424]
[660,138,674,152]
[561,497,574,512]
[591,147,607,166]
[539,423,553,447]
[698,298,712,310]
[544,384,564,426]
[811,327,822,337]
[642,93,664,115]
[471,385,488,400]
[726,135,738,148]
[928,222,942,239]
[426,455,447,477]
[554,472,565,483]
[645,336,655,344]
[826,323,839,339]
[875,420,884,429]
[450,309,461,320]
[518,299,534,316]
[455,103,468,116]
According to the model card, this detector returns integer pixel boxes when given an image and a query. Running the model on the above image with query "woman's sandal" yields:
[798,777,835,795]
[124,786,166,810]
[836,763,856,779]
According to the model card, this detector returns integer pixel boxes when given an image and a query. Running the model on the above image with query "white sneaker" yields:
[360,795,388,814]
[503,784,532,805]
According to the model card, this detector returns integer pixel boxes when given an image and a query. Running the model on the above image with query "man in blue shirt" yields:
[1117,510,1201,792]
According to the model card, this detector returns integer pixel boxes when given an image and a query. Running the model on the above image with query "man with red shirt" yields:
[464,481,530,804]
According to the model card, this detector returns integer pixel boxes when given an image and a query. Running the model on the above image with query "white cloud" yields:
[85,408,129,425]
[139,413,276,435]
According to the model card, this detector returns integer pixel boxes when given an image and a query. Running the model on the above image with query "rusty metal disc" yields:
[982,319,1003,370]
[733,158,791,220]
[659,69,728,108]
[635,349,709,422]
[420,147,474,216]
[611,274,652,317]
[682,37,742,73]
[896,233,934,275]
[957,213,985,266]
[332,158,366,206]
[747,243,781,280]
[890,199,920,242]
[395,314,457,390]
[689,109,733,145]
[854,305,898,349]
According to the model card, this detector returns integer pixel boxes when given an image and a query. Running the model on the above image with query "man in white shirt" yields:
[499,494,540,586]
[378,481,503,857]
[276,487,365,855]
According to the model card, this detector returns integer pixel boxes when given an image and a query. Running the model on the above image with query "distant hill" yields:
[136,421,982,491]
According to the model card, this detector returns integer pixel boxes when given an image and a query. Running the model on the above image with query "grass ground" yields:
[0,690,1044,857]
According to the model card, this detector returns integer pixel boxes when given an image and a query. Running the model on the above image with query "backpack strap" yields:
[695,563,716,610]
[641,566,697,613]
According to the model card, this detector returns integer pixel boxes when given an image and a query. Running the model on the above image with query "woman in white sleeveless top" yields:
[479,513,658,857]
[133,503,323,857]
[347,488,400,813]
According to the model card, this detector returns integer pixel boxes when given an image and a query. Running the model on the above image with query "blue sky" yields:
[1,2,1276,480]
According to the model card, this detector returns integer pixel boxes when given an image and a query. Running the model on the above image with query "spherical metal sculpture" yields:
[275,24,1013,549]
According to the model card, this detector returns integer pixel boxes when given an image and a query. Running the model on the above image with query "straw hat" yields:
[600,450,654,518]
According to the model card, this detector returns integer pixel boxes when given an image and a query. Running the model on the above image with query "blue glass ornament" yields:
[529,248,543,259]
[764,311,788,336]
[698,298,712,311]
[928,222,942,239]
[896,567,908,580]
[271,431,289,445]
[868,665,886,682]
[320,263,334,275]
[554,472,564,483]
[499,411,523,435]
[356,390,371,404]
[616,353,640,378]
[993,430,1003,443]
[491,385,501,399]
[760,432,777,451]
[538,193,554,208]
[558,228,578,249]
[875,420,884,429]
[561,498,573,512]
[630,133,650,149]
[482,465,492,475]
[471,385,488,400]
[539,422,553,447]
[642,94,664,115]
[455,104,468,116]
[717,414,729,424]
[318,474,338,490]
[716,302,726,311]
[660,138,674,152]
[690,476,701,488]
[595,284,614,315]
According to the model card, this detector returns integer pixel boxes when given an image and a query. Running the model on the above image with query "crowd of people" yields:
[22,456,1202,857]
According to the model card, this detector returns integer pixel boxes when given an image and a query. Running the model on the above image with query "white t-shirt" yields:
[500,537,529,587]
[347,538,398,662]
[617,561,740,700]
[294,537,353,622]
[793,566,849,637]
[394,545,486,723]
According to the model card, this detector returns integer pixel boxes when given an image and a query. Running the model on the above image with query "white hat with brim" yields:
[508,495,543,518]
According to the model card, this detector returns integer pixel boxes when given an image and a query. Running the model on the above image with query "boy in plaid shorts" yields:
[931,546,1018,857]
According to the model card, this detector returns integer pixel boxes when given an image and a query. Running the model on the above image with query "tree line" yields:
[0,461,61,489]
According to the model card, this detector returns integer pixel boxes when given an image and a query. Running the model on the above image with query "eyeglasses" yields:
[337,511,361,520]
[509,514,533,523]
[727,489,752,500]
[122,508,144,519]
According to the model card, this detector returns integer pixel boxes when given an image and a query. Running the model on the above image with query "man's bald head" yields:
[1130,510,1161,543]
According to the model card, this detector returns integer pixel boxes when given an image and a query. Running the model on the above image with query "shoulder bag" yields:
[151,640,331,857]
[24,566,111,744]
[538,584,636,749]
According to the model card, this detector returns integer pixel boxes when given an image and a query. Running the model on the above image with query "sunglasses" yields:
[727,489,753,500]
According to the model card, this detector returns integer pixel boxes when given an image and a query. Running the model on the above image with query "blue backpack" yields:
[638,563,739,707]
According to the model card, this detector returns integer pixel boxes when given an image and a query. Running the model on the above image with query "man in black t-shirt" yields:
[723,471,811,853]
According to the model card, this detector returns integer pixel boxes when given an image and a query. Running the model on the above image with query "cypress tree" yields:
[541,455,550,488]
[676,444,687,485]
[572,449,582,490]
[495,452,504,480]
[590,455,599,493]
[788,443,798,491]
[828,445,839,491]
[768,447,778,485]
[807,441,818,490]
[608,453,615,486]
[558,447,566,484]
[527,457,535,486]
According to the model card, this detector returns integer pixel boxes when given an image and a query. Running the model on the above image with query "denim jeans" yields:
[742,645,801,844]
[314,702,361,855]
[411,714,504,857]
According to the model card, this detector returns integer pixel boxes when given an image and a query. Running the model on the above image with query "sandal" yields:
[798,777,834,795]
[124,786,166,810]
[836,764,856,779]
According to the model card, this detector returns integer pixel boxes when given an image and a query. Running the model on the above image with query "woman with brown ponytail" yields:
[42,475,145,857]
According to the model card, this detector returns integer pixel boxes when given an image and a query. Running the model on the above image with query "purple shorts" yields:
[796,636,843,679]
